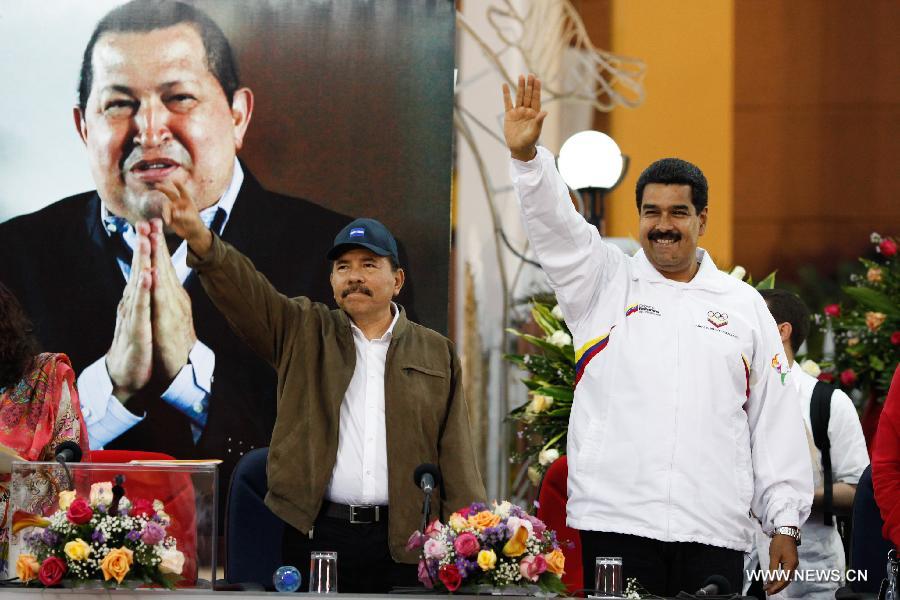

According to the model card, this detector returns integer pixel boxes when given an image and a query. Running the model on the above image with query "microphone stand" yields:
[56,454,74,491]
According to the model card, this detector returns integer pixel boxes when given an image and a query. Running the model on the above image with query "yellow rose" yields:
[16,554,40,582]
[477,549,497,571]
[101,547,134,583]
[58,490,77,511]
[867,267,883,283]
[64,538,92,561]
[468,510,501,531]
[545,549,565,575]
[448,513,468,532]
[502,525,529,557]
[528,394,553,414]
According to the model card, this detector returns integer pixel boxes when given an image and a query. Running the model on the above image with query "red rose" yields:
[879,238,897,257]
[130,498,154,518]
[839,369,857,387]
[817,372,835,383]
[823,304,841,318]
[38,556,67,586]
[453,532,481,557]
[438,564,462,592]
[891,331,900,346]
[66,498,93,525]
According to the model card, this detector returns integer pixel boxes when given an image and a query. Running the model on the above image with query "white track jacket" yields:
[512,147,812,551]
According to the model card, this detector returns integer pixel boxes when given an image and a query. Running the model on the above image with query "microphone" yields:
[413,463,441,495]
[54,441,83,463]
[695,574,731,596]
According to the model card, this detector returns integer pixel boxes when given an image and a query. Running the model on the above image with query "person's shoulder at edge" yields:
[0,190,97,232]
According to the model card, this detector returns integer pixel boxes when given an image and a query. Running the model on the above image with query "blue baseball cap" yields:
[327,218,399,263]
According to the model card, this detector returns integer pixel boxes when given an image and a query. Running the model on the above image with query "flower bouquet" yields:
[13,480,185,588]
[407,501,567,595]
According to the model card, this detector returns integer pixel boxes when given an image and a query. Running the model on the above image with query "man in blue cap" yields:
[155,184,486,592]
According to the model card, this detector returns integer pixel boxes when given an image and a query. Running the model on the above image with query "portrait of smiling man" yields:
[502,74,813,597]
[0,0,349,506]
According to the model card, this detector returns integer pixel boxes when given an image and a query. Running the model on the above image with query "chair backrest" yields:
[86,449,198,585]
[536,456,582,594]
[850,464,893,592]
[224,447,285,588]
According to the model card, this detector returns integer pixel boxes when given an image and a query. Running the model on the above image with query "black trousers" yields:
[282,512,418,593]
[580,531,744,597]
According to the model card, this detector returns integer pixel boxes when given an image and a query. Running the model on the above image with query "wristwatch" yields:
[772,526,802,546]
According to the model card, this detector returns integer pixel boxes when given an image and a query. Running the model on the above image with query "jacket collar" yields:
[336,303,410,339]
[632,247,728,292]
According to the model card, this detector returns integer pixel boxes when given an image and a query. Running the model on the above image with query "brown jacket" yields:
[189,235,486,562]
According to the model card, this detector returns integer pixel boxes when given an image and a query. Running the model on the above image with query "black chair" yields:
[850,464,894,593]
[224,447,285,588]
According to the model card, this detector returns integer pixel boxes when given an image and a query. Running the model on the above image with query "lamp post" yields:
[557,131,628,235]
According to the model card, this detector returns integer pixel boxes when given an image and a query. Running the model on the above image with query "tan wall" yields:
[604,0,735,268]
[733,0,900,281]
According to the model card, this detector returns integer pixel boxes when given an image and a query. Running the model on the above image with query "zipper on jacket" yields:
[665,288,684,539]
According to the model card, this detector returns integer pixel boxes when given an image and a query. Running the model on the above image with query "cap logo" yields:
[349,227,365,238]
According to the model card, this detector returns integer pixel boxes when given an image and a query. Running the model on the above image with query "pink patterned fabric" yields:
[0,353,89,461]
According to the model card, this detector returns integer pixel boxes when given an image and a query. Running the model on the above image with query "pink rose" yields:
[438,564,462,592]
[423,538,447,560]
[456,506,472,518]
[891,331,900,346]
[526,515,547,538]
[38,556,67,586]
[453,532,481,557]
[840,369,857,387]
[824,304,841,318]
[879,238,897,257]
[67,497,93,525]
[418,560,434,589]
[424,518,443,538]
[406,530,427,551]
[519,554,548,582]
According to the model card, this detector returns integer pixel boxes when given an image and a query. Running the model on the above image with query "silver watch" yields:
[772,526,801,546]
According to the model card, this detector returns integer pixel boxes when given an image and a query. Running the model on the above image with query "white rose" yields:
[158,548,185,575]
[538,448,560,466]
[729,266,746,280]
[800,359,821,378]
[546,330,572,348]
[506,516,533,536]
[493,500,512,519]
[551,304,564,320]
[89,482,113,507]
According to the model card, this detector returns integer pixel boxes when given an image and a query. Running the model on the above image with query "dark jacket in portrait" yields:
[0,167,350,502]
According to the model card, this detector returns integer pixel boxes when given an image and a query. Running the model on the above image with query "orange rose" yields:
[545,549,565,575]
[866,311,887,333]
[468,510,501,531]
[502,525,529,557]
[16,554,40,583]
[100,547,134,584]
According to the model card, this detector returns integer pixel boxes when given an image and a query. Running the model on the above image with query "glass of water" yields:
[309,550,338,593]
[595,556,623,597]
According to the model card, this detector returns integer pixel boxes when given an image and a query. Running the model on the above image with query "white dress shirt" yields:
[324,304,400,505]
[78,159,243,448]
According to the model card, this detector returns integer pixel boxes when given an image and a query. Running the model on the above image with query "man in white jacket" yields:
[502,74,813,596]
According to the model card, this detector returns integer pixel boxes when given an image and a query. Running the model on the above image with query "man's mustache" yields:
[121,143,191,173]
[342,285,373,298]
[648,230,681,242]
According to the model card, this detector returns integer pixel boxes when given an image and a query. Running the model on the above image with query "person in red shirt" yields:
[873,363,900,548]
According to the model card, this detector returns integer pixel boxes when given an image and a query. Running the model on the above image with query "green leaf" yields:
[755,270,777,290]
[870,355,885,371]
[533,385,574,402]
[842,286,900,316]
